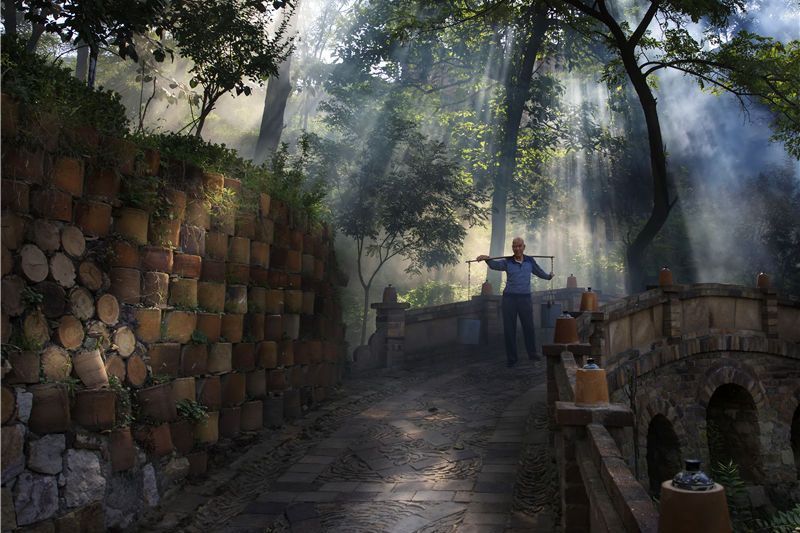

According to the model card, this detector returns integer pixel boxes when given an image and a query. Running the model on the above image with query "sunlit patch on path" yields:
[135,355,558,532]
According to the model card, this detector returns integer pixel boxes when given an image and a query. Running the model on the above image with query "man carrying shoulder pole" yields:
[476,237,553,368]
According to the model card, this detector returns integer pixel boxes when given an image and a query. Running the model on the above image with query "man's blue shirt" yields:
[486,255,551,295]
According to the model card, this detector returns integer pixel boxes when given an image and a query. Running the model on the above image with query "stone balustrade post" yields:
[761,287,778,338]
[370,301,410,368]
[662,286,682,340]
[588,311,607,362]
[474,294,502,344]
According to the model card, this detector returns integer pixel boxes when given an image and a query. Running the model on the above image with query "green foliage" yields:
[711,460,755,531]
[109,375,134,427]
[190,329,209,345]
[21,287,44,311]
[169,0,294,136]
[398,281,468,308]
[177,399,208,423]
[755,504,800,533]
[149,374,172,385]
[16,0,170,61]
[1,34,128,145]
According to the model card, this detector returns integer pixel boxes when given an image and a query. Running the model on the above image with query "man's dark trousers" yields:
[502,293,537,365]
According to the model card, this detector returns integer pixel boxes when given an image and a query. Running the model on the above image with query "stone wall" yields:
[1,95,347,531]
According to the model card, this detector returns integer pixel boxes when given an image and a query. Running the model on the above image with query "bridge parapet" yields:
[577,283,800,378]
[545,344,658,533]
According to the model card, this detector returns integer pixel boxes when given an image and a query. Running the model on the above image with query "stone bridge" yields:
[550,283,800,531]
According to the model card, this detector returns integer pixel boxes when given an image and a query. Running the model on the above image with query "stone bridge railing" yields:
[575,283,800,391]
[352,286,618,373]
[546,343,658,532]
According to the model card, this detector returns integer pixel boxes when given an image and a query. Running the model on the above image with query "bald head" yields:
[511,237,525,259]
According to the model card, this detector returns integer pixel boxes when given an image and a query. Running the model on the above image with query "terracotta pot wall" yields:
[1,95,348,530]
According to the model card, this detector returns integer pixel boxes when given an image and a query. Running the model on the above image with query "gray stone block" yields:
[13,472,58,526]
[28,434,65,475]
[64,449,105,508]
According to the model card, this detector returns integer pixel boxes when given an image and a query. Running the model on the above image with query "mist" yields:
[38,0,798,346]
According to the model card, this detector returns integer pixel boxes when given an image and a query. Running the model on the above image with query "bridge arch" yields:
[645,414,683,496]
[706,382,764,482]
[696,362,769,413]
[636,397,690,495]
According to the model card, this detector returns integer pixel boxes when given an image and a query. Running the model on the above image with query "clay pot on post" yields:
[579,287,598,312]
[573,358,609,406]
[659,460,732,533]
[756,272,770,289]
[553,313,579,345]
[659,266,674,286]
[566,274,578,289]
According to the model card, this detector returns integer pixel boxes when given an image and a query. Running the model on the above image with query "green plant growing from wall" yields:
[177,399,208,424]
[109,375,134,427]
[21,286,44,310]
[755,504,800,533]
[711,460,755,531]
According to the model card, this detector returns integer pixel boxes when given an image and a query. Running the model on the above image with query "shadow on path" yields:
[133,352,558,533]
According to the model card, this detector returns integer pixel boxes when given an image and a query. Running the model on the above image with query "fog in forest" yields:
[39,0,799,345]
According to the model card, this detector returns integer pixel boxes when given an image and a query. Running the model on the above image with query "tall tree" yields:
[15,0,171,86]
[169,0,294,137]
[253,0,300,164]
[331,99,486,344]
[560,0,799,291]
[487,2,551,288]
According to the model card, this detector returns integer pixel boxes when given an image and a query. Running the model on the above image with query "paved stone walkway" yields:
[133,354,557,533]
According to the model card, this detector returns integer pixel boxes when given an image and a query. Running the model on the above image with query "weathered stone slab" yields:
[16,389,32,424]
[2,424,26,483]
[777,306,800,342]
[142,463,159,507]
[64,449,105,508]
[706,297,735,330]
[734,299,761,331]
[608,317,631,356]
[682,298,709,334]
[2,486,17,530]
[28,434,65,475]
[13,472,58,526]
[630,309,656,351]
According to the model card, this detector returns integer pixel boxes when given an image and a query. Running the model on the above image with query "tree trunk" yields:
[3,3,17,35]
[195,106,212,138]
[487,7,550,288]
[87,47,98,89]
[620,47,673,293]
[75,43,89,82]
[253,2,300,164]
[360,282,370,346]
[26,22,44,53]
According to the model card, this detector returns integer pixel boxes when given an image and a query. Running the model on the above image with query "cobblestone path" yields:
[134,354,558,533]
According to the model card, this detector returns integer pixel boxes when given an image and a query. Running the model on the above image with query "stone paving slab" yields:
[132,356,557,532]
